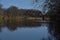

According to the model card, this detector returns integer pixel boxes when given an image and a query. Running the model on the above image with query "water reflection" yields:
[0,20,41,31]
[0,19,58,40]
[48,21,60,40]
[0,21,49,40]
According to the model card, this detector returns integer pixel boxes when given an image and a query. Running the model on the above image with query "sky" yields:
[0,0,45,11]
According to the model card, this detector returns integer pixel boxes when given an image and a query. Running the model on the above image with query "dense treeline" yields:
[0,5,42,17]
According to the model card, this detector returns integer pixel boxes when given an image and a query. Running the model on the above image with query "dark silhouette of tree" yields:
[33,0,60,40]
[5,6,18,17]
[0,4,2,8]
[44,0,60,40]
[48,20,60,40]
[0,4,4,15]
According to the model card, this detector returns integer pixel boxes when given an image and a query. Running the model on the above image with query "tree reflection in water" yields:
[0,20,41,31]
[0,18,60,40]
[48,15,60,40]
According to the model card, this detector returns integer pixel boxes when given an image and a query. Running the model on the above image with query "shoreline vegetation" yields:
[0,6,50,23]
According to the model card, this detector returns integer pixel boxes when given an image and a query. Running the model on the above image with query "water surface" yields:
[0,20,56,40]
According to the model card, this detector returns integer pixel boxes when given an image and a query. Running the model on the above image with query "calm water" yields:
[0,20,57,40]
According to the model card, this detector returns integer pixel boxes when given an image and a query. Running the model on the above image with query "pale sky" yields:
[0,0,45,11]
